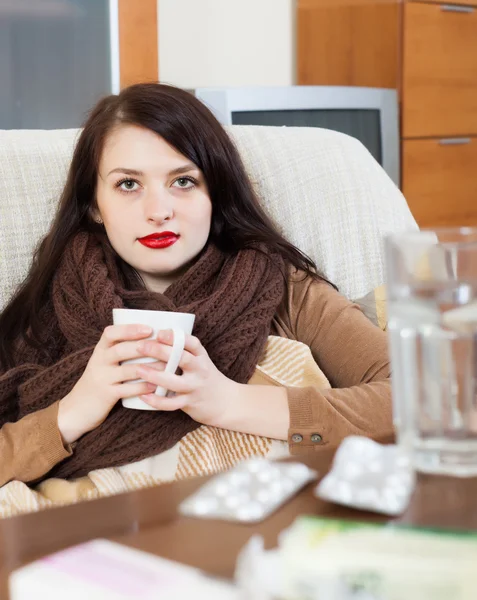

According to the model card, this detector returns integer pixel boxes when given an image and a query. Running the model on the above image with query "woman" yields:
[0,83,392,489]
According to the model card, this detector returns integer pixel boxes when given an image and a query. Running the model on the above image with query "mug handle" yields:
[154,328,185,397]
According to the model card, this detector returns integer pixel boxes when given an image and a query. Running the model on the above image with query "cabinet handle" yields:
[441,5,474,13]
[439,138,472,145]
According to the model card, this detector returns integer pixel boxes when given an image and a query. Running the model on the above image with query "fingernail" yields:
[138,326,153,335]
[157,329,172,338]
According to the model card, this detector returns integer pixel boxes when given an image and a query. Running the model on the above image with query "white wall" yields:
[158,0,294,89]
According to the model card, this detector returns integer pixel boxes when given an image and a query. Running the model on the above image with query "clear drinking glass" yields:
[386,228,477,476]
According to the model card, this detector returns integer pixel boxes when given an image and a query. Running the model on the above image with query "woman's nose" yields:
[144,188,174,224]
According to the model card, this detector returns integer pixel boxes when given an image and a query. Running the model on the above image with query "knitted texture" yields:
[0,232,285,479]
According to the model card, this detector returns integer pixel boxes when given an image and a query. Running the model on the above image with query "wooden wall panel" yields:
[118,0,158,88]
[297,0,401,89]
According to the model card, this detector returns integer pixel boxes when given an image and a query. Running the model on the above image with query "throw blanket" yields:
[0,336,331,518]
[0,231,284,479]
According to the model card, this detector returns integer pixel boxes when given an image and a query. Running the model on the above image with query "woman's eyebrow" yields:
[168,163,198,176]
[107,167,144,177]
[106,164,198,177]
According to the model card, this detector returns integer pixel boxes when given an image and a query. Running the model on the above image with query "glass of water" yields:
[386,228,477,476]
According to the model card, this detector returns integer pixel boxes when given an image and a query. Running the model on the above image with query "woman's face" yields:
[96,124,213,292]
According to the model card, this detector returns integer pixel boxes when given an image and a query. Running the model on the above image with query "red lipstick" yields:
[138,232,179,249]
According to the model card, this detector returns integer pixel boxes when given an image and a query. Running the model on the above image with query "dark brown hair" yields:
[0,83,322,368]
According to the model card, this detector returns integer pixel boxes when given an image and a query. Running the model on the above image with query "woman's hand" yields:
[136,330,289,439]
[136,330,239,427]
[57,324,157,444]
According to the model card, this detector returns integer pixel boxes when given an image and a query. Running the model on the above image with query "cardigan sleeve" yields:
[0,401,72,487]
[281,274,393,453]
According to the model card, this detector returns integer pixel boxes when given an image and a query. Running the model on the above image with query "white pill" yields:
[386,474,405,487]
[191,497,219,515]
[255,489,272,504]
[335,481,353,504]
[213,482,230,497]
[246,459,268,473]
[342,462,365,479]
[236,502,265,522]
[228,472,251,487]
[224,495,241,509]
[269,480,286,496]
[281,478,298,494]
[367,460,383,473]
[356,487,380,506]
[286,463,312,481]
[256,467,280,483]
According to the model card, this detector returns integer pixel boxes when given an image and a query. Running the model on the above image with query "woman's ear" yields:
[90,208,103,225]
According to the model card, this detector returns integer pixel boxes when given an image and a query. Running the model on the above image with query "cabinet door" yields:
[402,138,477,227]
[297,0,400,89]
[403,2,477,138]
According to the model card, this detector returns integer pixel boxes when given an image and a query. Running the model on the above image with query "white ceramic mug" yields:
[112,308,196,410]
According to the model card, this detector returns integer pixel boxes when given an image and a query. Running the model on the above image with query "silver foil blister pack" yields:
[315,436,415,516]
[179,459,317,523]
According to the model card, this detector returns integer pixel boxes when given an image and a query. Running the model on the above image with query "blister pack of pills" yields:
[179,459,318,523]
[315,436,415,516]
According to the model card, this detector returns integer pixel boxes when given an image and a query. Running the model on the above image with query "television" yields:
[194,86,400,187]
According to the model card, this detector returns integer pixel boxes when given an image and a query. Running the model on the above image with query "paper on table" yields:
[9,539,238,600]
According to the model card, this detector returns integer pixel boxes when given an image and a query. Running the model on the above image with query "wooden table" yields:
[2,448,477,598]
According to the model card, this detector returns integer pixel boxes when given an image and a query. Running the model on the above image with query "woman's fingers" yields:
[116,380,157,399]
[98,324,153,350]
[117,361,165,384]
[147,361,167,372]
[139,393,187,411]
[184,334,205,357]
[136,366,193,394]
[138,340,195,370]
[156,331,205,357]
[106,340,154,365]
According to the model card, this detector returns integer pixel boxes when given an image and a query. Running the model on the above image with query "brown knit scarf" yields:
[0,232,285,479]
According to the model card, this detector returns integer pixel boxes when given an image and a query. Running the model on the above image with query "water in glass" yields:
[389,279,477,476]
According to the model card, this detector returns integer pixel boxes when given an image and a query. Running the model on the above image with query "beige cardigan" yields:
[0,271,392,487]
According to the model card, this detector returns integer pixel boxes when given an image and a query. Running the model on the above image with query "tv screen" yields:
[231,108,383,166]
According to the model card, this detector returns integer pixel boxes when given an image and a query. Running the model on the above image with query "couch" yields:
[0,125,417,311]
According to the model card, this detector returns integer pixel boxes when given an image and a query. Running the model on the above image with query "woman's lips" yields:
[138,233,179,249]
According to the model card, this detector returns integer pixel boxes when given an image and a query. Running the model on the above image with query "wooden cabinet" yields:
[403,2,477,138]
[297,0,400,89]
[118,0,158,88]
[297,0,477,228]
[403,138,477,227]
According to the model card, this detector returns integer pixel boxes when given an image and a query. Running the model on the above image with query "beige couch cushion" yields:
[0,126,417,310]
[0,129,78,310]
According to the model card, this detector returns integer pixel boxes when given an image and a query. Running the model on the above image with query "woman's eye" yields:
[172,177,196,190]
[117,179,140,192]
